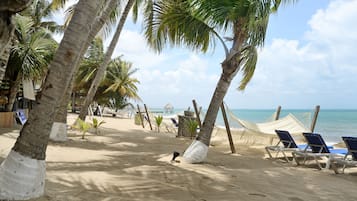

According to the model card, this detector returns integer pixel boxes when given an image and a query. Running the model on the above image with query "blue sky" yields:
[55,0,357,110]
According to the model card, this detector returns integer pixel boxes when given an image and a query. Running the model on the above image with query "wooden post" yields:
[310,105,320,132]
[275,105,282,120]
[221,102,236,153]
[137,104,145,128]
[144,104,153,130]
[192,99,202,128]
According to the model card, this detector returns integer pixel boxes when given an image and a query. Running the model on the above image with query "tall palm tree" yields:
[144,0,295,163]
[0,0,33,82]
[5,15,57,111]
[78,0,136,121]
[50,0,119,142]
[0,1,104,199]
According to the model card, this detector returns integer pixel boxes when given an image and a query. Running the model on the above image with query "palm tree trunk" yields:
[197,73,234,146]
[78,0,135,121]
[6,74,22,111]
[50,0,118,142]
[0,1,103,200]
[182,68,236,163]
[49,87,69,142]
[183,49,241,163]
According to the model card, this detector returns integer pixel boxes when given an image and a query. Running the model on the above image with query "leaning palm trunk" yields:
[78,0,135,121]
[183,50,242,163]
[0,1,103,200]
[183,17,247,163]
[50,0,118,142]
[0,0,32,82]
[144,0,289,163]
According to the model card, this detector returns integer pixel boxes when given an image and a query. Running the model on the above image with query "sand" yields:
[1,113,357,201]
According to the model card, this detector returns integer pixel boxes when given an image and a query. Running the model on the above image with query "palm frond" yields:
[238,45,258,90]
[144,0,216,53]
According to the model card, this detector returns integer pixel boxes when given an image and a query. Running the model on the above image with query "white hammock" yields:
[229,112,310,135]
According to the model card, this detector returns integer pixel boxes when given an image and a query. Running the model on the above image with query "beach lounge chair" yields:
[162,117,179,133]
[331,137,357,174]
[292,133,347,169]
[265,130,307,162]
[171,118,179,127]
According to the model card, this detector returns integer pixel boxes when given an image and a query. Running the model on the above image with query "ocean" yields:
[164,108,357,144]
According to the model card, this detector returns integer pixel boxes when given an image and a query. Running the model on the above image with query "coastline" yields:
[158,108,357,144]
[0,113,356,201]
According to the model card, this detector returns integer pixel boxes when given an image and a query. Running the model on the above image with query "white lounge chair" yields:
[292,133,347,169]
[265,130,307,162]
[331,137,357,174]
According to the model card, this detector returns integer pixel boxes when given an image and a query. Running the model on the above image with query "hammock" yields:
[229,112,310,135]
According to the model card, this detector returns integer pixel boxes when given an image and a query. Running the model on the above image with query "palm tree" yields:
[0,0,33,82]
[50,0,119,142]
[98,59,141,111]
[22,0,64,33]
[73,41,140,113]
[103,59,141,101]
[78,0,136,121]
[143,0,295,163]
[0,1,104,199]
[5,15,57,112]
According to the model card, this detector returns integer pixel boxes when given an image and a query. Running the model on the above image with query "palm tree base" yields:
[182,140,208,163]
[0,150,45,200]
[50,122,68,142]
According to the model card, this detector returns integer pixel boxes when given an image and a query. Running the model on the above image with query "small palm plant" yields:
[155,115,163,133]
[186,119,199,139]
[73,118,92,139]
[92,118,105,135]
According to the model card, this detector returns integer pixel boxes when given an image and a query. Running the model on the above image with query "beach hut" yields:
[164,103,174,114]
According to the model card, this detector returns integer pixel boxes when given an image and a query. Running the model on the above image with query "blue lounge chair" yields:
[292,133,347,169]
[331,137,357,174]
[265,130,308,162]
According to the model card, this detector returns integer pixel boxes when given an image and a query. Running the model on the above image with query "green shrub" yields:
[186,119,199,139]
[92,118,105,135]
[73,118,92,139]
[155,115,163,132]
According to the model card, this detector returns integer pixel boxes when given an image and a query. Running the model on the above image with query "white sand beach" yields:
[1,114,357,201]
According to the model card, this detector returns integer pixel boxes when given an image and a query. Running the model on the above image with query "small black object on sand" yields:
[171,151,180,162]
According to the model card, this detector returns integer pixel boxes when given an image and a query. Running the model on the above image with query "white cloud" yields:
[113,30,168,69]
[134,53,220,108]
[225,0,357,109]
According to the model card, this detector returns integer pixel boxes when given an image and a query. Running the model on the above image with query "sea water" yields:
[215,109,357,144]
[165,108,357,144]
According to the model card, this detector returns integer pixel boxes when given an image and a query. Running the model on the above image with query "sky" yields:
[54,0,357,110]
